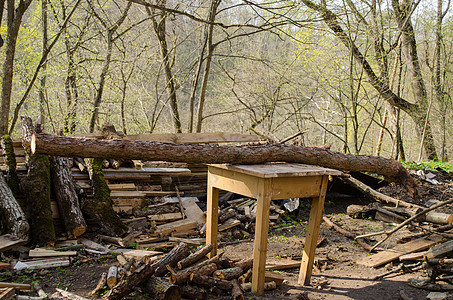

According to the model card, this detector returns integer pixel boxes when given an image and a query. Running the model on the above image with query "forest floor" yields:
[2,167,453,300]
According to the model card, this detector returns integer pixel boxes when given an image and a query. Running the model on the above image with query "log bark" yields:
[240,281,276,292]
[0,175,29,240]
[107,266,118,289]
[1,135,20,196]
[233,258,253,271]
[103,263,155,300]
[213,266,243,280]
[189,273,233,290]
[152,242,190,277]
[177,243,213,269]
[144,277,180,300]
[237,269,252,284]
[20,117,54,246]
[179,285,207,300]
[82,158,127,236]
[231,279,244,300]
[31,133,417,195]
[50,156,86,238]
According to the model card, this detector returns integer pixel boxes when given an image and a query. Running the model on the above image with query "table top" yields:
[208,163,343,178]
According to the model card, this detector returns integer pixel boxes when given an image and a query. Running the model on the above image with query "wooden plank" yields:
[29,248,77,257]
[0,235,27,253]
[168,237,203,246]
[108,183,136,191]
[154,219,197,236]
[218,219,241,232]
[399,251,427,261]
[0,283,31,291]
[123,249,162,260]
[103,168,191,175]
[0,287,14,300]
[111,191,178,198]
[182,197,205,225]
[299,176,328,285]
[112,198,143,207]
[266,260,302,271]
[136,242,178,250]
[112,206,133,214]
[251,178,272,295]
[14,257,70,270]
[124,132,261,144]
[356,236,442,267]
[148,212,183,222]
[209,163,342,178]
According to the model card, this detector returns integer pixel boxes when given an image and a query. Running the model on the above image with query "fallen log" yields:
[213,266,244,280]
[152,242,190,277]
[30,133,417,195]
[240,281,276,292]
[189,273,233,290]
[231,279,244,300]
[144,277,181,300]
[177,244,213,269]
[179,285,207,300]
[50,156,86,238]
[0,175,29,240]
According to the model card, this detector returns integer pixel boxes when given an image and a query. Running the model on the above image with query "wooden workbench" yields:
[205,163,342,295]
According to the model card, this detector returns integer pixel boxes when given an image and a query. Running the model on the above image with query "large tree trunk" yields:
[1,135,20,196]
[21,118,55,246]
[31,132,417,196]
[50,156,86,238]
[82,158,128,236]
[0,174,28,240]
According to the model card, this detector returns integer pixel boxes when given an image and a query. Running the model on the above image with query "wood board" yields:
[182,197,205,225]
[356,237,442,267]
[123,249,162,260]
[29,248,77,257]
[154,219,197,236]
[0,235,27,253]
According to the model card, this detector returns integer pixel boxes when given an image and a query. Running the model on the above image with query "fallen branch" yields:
[359,198,453,251]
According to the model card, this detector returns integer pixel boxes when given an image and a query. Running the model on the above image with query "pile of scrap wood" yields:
[100,242,281,300]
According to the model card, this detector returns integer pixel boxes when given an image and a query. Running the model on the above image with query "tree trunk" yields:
[1,135,20,196]
[144,277,181,300]
[0,0,32,135]
[21,117,54,246]
[82,158,128,236]
[0,174,28,240]
[31,133,418,196]
[50,156,86,238]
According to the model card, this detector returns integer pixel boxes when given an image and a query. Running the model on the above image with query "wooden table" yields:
[205,163,342,295]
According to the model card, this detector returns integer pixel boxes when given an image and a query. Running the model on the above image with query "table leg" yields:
[298,176,329,285]
[252,180,272,295]
[206,174,219,258]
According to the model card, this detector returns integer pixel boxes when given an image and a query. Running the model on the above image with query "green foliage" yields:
[402,160,453,173]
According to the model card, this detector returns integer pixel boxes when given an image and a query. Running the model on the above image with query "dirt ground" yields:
[2,168,453,299]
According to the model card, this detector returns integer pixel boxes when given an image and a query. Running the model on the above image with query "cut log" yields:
[240,281,276,292]
[426,240,453,259]
[213,266,243,280]
[0,176,29,240]
[1,135,20,196]
[233,258,253,271]
[152,242,190,277]
[107,266,118,289]
[50,156,86,238]
[177,244,213,269]
[144,277,181,300]
[31,133,417,195]
[195,262,218,276]
[179,285,207,300]
[238,269,252,284]
[231,279,244,300]
[154,219,197,236]
[169,253,222,284]
[103,263,155,300]
[189,273,233,290]
[82,158,128,236]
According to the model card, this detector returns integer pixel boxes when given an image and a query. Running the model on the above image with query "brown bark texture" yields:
[144,277,181,300]
[231,279,244,300]
[50,156,86,238]
[1,135,20,196]
[152,242,190,277]
[31,133,417,195]
[179,285,207,300]
[103,264,155,300]
[213,266,243,280]
[177,243,213,269]
[189,273,233,290]
[0,174,29,240]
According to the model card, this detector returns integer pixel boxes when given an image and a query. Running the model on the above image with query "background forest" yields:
[0,0,451,162]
